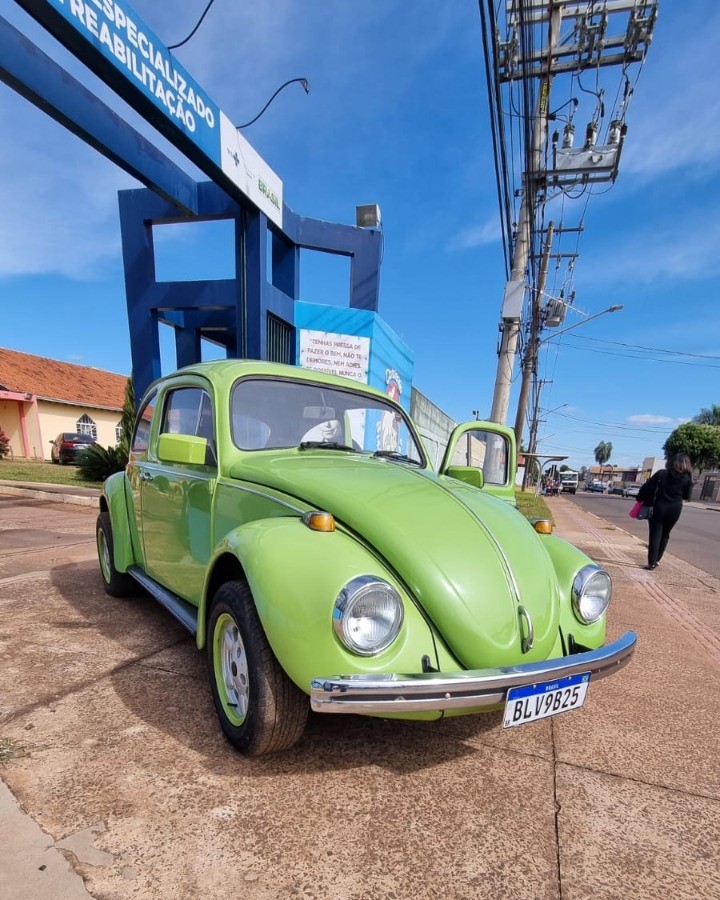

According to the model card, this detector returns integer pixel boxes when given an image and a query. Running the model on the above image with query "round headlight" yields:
[572,565,612,624]
[333,576,404,656]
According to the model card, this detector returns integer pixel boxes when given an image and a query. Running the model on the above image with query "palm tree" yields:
[594,441,613,482]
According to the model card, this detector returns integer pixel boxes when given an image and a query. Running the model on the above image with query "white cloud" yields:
[578,216,720,286]
[448,217,501,251]
[627,414,689,426]
[621,9,720,181]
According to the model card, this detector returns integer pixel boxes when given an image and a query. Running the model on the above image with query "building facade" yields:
[0,348,127,460]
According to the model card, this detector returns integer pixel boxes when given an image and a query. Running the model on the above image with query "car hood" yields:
[235,452,560,668]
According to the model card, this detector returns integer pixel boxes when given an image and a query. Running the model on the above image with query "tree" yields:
[664,423,720,475]
[593,440,613,475]
[118,376,135,455]
[693,405,720,426]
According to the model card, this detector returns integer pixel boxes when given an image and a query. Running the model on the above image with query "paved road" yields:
[567,491,720,579]
[1,491,719,899]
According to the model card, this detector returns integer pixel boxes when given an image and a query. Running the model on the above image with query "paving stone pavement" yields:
[0,489,718,899]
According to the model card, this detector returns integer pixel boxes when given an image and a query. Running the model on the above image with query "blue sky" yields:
[1,0,718,473]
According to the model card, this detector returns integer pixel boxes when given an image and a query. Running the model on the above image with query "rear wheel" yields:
[207,580,308,756]
[96,511,134,597]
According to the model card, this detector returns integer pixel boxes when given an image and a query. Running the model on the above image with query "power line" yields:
[545,340,720,369]
[559,333,720,361]
[554,410,682,434]
[168,0,217,51]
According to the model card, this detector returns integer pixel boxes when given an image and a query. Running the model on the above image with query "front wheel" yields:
[96,511,134,597]
[207,580,308,756]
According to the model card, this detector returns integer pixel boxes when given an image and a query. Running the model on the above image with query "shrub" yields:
[0,427,10,459]
[77,444,128,482]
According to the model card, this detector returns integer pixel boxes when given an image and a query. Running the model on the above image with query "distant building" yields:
[587,465,640,485]
[0,348,127,460]
[641,456,665,480]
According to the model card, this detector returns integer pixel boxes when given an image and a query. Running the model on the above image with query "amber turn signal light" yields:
[303,511,336,532]
[533,519,553,535]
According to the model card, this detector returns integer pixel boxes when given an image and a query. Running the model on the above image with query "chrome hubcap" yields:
[219,620,249,719]
[98,530,111,581]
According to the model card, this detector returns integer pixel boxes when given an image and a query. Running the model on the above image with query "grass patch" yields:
[515,489,553,522]
[0,738,27,765]
[0,458,103,488]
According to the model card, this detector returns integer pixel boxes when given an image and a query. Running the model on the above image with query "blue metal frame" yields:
[4,10,383,402]
[119,185,382,400]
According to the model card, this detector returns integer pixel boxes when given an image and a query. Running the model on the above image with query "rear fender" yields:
[102,472,136,573]
[198,518,439,697]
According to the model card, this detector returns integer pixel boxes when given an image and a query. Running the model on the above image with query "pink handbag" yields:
[628,501,642,519]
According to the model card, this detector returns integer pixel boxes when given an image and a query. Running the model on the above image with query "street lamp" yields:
[538,304,623,346]
[514,303,623,448]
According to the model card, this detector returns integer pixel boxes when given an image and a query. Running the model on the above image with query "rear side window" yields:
[131,391,157,453]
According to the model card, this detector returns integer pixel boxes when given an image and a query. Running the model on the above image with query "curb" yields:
[0,484,98,508]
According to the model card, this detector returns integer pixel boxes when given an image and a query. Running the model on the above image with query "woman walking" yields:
[637,453,693,570]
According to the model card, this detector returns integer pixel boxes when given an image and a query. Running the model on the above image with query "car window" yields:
[131,391,157,453]
[160,387,214,440]
[230,378,423,462]
[450,430,509,486]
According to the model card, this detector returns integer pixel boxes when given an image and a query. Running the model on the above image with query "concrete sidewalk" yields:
[0,479,100,507]
[1,488,718,899]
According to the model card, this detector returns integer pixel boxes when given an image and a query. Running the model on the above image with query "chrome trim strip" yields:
[438,482,522,605]
[310,631,637,714]
[127,566,198,634]
[140,464,212,483]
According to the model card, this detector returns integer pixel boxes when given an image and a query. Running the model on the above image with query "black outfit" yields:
[637,468,692,567]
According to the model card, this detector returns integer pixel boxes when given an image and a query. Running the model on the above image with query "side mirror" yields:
[157,433,208,466]
[444,466,484,489]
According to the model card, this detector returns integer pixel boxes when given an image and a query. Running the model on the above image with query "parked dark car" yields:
[50,432,96,464]
[608,483,625,495]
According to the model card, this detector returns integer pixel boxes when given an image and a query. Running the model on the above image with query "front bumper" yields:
[310,631,637,714]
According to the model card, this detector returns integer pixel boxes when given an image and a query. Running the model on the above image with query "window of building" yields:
[115,421,123,444]
[76,414,97,439]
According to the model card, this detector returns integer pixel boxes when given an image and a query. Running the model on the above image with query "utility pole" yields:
[486,0,658,425]
[514,220,554,447]
[489,4,561,425]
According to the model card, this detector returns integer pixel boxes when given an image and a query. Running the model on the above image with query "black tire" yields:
[207,580,308,756]
[51,454,59,465]
[96,511,134,597]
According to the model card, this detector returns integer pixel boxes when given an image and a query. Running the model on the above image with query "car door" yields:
[126,389,158,568]
[439,421,517,503]
[140,382,216,603]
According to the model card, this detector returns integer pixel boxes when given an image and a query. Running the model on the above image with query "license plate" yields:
[503,672,590,728]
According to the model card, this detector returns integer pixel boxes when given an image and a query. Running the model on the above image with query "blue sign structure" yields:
[15,0,284,225]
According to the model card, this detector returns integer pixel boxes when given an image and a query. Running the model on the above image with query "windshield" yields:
[231,377,424,463]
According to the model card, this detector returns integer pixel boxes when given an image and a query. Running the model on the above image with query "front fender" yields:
[103,472,136,573]
[199,518,440,701]
[540,533,606,648]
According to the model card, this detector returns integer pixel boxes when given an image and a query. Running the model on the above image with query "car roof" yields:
[143,360,393,405]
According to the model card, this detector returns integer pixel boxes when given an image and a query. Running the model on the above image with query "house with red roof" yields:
[0,348,128,460]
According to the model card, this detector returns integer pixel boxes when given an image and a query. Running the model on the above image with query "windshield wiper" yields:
[299,441,357,452]
[373,450,422,466]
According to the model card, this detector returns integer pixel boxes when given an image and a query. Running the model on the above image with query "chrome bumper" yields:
[310,631,637,714]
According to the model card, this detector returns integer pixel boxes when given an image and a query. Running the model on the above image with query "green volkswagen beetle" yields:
[96,360,636,755]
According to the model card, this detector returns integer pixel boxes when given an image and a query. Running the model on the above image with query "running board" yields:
[127,565,198,635]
